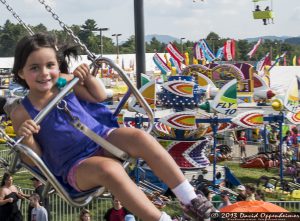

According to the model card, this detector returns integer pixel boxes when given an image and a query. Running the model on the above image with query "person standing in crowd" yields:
[269,126,279,152]
[255,189,265,201]
[236,185,247,202]
[29,193,47,221]
[79,208,91,221]
[245,185,256,201]
[104,195,132,221]
[26,177,50,221]
[238,131,247,159]
[291,127,300,161]
[0,172,24,221]
[217,191,232,210]
[283,130,292,147]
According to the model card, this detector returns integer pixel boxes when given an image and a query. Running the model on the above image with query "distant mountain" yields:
[285,37,300,45]
[145,34,179,44]
[245,36,293,42]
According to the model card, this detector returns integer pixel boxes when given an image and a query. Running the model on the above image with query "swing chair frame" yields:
[0,0,154,207]
[252,0,274,20]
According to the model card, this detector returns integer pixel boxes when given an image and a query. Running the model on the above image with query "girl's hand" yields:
[73,63,91,85]
[17,120,40,138]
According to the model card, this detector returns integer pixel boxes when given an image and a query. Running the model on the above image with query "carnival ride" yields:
[252,0,275,21]
[1,0,300,210]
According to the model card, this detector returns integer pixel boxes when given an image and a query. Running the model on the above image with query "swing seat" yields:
[253,11,274,19]
[8,144,106,207]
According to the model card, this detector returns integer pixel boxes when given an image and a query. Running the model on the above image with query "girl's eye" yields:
[47,63,57,69]
[30,66,39,72]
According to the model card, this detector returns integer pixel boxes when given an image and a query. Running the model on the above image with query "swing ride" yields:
[252,0,275,23]
[1,0,300,211]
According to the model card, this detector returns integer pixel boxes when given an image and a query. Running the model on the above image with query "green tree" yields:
[120,35,135,54]
[0,20,28,56]
[31,23,48,33]
[146,37,162,53]
[236,40,250,61]
[78,19,99,54]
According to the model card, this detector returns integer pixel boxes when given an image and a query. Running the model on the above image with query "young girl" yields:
[10,33,214,221]
[238,131,247,159]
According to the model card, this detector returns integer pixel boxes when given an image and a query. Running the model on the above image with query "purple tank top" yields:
[21,92,117,182]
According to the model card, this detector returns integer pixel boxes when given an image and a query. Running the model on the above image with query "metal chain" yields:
[37,0,96,60]
[0,0,34,35]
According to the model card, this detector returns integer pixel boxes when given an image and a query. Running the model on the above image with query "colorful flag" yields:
[169,57,181,74]
[153,53,171,75]
[215,46,224,60]
[224,39,236,61]
[292,55,297,66]
[283,56,287,66]
[193,42,204,60]
[184,52,190,66]
[275,55,279,66]
[268,51,287,71]
[247,38,262,58]
[198,39,216,62]
[256,52,271,71]
[166,43,185,64]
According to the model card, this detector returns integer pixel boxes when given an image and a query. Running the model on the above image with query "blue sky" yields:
[1,0,300,42]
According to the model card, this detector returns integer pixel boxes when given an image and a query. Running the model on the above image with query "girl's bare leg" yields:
[106,127,186,189]
[75,156,162,221]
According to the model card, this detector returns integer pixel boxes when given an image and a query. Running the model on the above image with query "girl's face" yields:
[81,213,90,221]
[5,176,13,186]
[18,48,60,93]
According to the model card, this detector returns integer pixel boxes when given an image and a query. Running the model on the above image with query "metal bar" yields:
[134,0,145,89]
[212,116,218,185]
[112,89,131,118]
[96,57,154,133]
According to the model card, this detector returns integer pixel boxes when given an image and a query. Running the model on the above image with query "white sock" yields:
[159,212,172,221]
[171,179,197,205]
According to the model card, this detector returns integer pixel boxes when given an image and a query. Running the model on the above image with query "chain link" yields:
[0,0,34,35]
[37,0,96,60]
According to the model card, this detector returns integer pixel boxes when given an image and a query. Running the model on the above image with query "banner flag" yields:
[193,42,204,60]
[292,55,297,66]
[268,51,287,71]
[256,52,270,71]
[166,43,185,63]
[216,46,224,60]
[153,53,171,75]
[198,39,216,62]
[169,57,181,74]
[224,39,236,61]
[247,38,262,58]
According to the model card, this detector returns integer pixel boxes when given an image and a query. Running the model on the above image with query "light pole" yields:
[95,28,109,57]
[180,37,186,53]
[112,34,122,59]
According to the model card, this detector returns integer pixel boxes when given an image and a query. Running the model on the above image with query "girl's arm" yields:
[62,63,108,103]
[10,105,42,166]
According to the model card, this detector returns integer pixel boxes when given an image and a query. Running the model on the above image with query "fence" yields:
[18,189,300,221]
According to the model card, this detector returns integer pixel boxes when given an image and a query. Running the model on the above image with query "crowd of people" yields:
[217,184,266,210]
[0,172,49,221]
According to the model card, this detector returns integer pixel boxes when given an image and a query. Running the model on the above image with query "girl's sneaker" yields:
[183,194,216,221]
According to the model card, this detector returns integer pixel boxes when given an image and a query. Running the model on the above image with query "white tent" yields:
[0,53,162,74]
[0,57,14,70]
[269,66,300,92]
